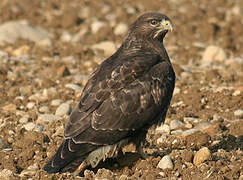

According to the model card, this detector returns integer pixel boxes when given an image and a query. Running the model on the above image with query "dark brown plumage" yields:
[44,12,175,174]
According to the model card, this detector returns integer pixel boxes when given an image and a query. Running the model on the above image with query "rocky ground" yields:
[0,0,243,179]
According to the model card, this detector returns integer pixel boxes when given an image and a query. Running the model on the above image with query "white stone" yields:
[159,171,166,177]
[55,103,72,117]
[170,120,184,130]
[212,114,221,121]
[183,117,199,123]
[234,109,243,117]
[60,31,72,42]
[39,106,49,113]
[26,102,35,109]
[171,129,183,135]
[91,21,106,34]
[157,155,174,170]
[36,114,61,124]
[232,90,241,96]
[51,99,63,106]
[180,128,199,137]
[114,23,128,35]
[0,169,14,179]
[202,45,226,62]
[65,83,82,92]
[157,135,168,144]
[185,123,193,129]
[155,124,170,134]
[173,87,181,95]
[20,163,39,177]
[19,117,28,124]
[12,45,30,56]
[29,93,47,101]
[92,41,116,56]
[0,20,51,45]
[27,163,39,171]
[23,122,36,131]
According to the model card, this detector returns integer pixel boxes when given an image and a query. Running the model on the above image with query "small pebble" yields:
[170,120,184,130]
[65,83,82,92]
[60,31,72,42]
[183,117,199,123]
[26,102,35,109]
[173,87,181,95]
[212,114,221,121]
[114,23,128,35]
[234,109,243,117]
[193,147,211,165]
[232,90,241,96]
[39,106,49,113]
[157,134,168,144]
[157,155,174,170]
[92,41,116,56]
[159,172,166,177]
[0,169,15,179]
[119,174,129,180]
[185,123,193,129]
[23,122,36,131]
[51,99,63,106]
[36,114,61,124]
[29,92,47,101]
[91,21,106,34]
[20,163,39,177]
[19,117,28,124]
[55,103,72,117]
[155,124,170,134]
[179,129,199,138]
[171,129,183,135]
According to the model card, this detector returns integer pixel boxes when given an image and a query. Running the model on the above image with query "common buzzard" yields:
[44,12,175,174]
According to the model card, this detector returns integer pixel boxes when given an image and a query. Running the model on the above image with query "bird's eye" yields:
[150,20,158,26]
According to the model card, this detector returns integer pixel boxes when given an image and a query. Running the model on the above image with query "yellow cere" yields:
[165,20,170,26]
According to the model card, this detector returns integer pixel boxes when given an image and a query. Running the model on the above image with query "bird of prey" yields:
[44,12,175,174]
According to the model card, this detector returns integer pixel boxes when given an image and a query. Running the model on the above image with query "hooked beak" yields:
[153,19,173,39]
[158,19,173,32]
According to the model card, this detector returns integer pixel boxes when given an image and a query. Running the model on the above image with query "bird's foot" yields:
[73,162,87,175]
[137,145,151,159]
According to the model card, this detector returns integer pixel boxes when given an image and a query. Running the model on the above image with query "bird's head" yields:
[130,12,173,42]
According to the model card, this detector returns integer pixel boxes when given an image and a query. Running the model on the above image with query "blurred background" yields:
[0,0,242,179]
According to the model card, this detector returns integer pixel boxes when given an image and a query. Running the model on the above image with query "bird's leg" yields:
[137,144,150,159]
[73,161,87,175]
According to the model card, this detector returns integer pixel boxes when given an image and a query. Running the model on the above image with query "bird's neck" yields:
[117,33,171,63]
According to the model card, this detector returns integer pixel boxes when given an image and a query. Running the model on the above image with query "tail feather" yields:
[43,139,97,174]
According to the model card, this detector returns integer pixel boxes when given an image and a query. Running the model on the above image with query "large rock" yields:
[0,20,51,45]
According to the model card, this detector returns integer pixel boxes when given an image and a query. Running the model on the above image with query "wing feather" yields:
[64,53,174,143]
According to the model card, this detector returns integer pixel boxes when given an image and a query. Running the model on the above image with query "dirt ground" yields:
[0,0,242,179]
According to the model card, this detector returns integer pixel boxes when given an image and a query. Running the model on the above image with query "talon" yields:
[74,162,86,175]
[138,145,150,159]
